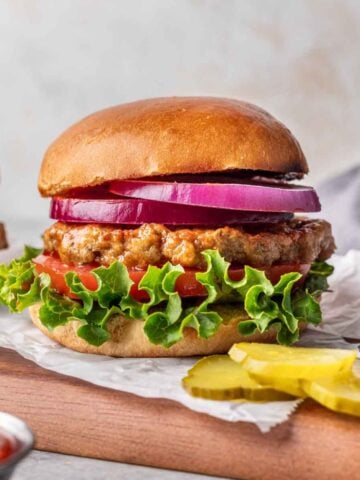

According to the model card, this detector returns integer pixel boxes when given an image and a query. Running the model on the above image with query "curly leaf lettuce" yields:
[304,261,334,295]
[0,247,333,348]
[0,246,42,312]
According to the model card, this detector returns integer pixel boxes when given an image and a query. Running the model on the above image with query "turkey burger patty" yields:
[44,219,335,269]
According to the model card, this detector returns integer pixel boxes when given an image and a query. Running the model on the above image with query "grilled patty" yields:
[43,219,335,269]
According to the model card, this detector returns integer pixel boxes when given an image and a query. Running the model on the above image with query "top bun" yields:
[38,97,308,196]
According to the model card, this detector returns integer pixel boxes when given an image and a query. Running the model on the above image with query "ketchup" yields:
[0,430,18,461]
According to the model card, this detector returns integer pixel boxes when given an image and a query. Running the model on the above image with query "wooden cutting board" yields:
[0,347,359,480]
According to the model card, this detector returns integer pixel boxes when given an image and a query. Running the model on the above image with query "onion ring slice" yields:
[109,180,321,212]
[50,196,293,225]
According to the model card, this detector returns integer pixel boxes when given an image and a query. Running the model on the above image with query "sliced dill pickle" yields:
[229,343,356,380]
[303,362,360,417]
[182,355,294,401]
[250,374,306,397]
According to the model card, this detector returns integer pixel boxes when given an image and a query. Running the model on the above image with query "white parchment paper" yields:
[0,242,359,432]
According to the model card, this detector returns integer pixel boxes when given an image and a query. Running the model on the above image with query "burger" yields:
[0,97,335,357]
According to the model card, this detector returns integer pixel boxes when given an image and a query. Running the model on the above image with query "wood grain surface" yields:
[0,347,358,480]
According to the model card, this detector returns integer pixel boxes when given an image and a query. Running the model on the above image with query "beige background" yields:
[0,0,359,222]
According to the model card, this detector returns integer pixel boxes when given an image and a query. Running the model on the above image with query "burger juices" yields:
[0,97,335,357]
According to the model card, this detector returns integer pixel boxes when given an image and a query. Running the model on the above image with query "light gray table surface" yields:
[12,451,230,480]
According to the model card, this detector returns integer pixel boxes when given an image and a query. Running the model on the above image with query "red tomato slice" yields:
[33,254,310,302]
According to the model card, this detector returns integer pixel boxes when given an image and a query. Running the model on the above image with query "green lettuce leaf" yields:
[191,251,319,345]
[0,247,334,348]
[305,260,334,294]
[0,246,42,312]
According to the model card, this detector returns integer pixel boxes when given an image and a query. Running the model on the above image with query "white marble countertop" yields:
[13,451,230,480]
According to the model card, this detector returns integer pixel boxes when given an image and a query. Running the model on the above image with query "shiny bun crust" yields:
[29,303,282,357]
[38,97,308,196]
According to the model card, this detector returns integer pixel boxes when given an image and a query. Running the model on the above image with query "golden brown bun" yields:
[38,97,308,196]
[29,303,283,358]
[0,223,8,250]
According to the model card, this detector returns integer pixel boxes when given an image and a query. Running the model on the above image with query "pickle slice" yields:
[250,375,306,398]
[182,355,294,401]
[229,343,356,380]
[262,360,360,397]
[303,363,360,417]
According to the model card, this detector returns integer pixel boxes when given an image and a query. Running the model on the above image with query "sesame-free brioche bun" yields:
[38,97,308,197]
[29,303,283,357]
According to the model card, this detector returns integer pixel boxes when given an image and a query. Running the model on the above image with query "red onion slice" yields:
[109,180,321,212]
[50,197,293,225]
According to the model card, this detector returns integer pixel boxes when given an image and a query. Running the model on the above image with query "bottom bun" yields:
[29,303,295,357]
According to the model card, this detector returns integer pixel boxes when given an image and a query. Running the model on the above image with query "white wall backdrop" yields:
[1,0,359,222]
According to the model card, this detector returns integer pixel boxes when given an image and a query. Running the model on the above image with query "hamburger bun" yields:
[29,303,282,357]
[38,97,308,197]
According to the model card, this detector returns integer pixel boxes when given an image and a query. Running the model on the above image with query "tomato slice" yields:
[33,254,310,302]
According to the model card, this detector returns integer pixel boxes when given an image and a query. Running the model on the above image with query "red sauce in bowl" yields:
[0,431,19,461]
